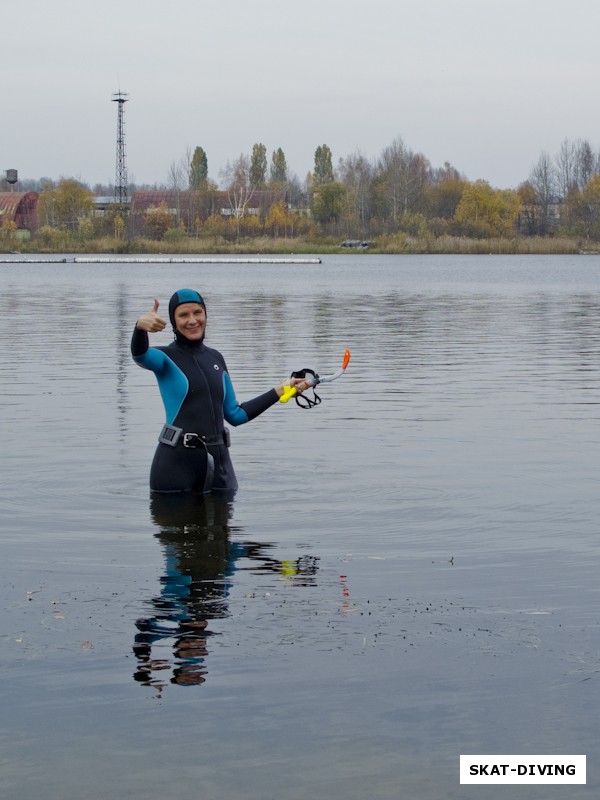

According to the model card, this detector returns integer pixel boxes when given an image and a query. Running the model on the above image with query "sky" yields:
[3,0,600,190]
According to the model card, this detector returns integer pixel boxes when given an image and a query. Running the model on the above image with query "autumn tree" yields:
[113,212,125,240]
[427,174,466,220]
[37,179,94,231]
[313,145,334,186]
[265,201,290,237]
[0,218,18,245]
[202,213,229,238]
[239,213,262,238]
[250,143,268,188]
[145,202,176,240]
[311,181,346,229]
[189,146,208,189]
[568,175,600,239]
[454,180,520,237]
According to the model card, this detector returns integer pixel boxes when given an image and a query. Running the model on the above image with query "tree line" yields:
[4,135,600,245]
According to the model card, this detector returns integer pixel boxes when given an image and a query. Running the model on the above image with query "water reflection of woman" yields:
[133,493,319,692]
[133,493,232,689]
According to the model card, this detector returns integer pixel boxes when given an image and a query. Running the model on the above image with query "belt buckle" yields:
[182,433,201,448]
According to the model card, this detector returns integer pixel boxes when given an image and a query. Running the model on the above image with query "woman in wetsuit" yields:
[131,289,305,495]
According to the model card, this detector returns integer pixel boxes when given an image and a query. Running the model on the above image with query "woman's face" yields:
[174,303,207,341]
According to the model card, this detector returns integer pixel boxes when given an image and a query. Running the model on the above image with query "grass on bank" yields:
[2,233,597,256]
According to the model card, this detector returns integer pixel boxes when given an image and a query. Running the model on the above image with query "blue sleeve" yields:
[131,327,188,424]
[223,372,250,426]
[222,372,279,426]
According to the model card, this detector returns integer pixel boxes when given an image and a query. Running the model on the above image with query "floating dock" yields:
[0,256,322,264]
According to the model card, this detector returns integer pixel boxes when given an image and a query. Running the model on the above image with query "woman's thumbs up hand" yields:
[136,298,167,333]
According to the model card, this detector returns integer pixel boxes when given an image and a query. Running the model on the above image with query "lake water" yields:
[1,254,599,799]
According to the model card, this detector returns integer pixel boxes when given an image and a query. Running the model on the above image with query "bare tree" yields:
[574,139,597,189]
[167,158,185,192]
[166,157,186,225]
[554,138,600,199]
[529,151,557,234]
[338,151,374,233]
[555,139,577,199]
[220,154,257,235]
[376,137,430,225]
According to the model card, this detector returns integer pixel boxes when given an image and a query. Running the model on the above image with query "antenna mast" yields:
[112,91,129,204]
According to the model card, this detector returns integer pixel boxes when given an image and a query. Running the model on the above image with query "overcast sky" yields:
[3,0,600,189]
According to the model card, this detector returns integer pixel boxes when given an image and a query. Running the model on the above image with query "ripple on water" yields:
[0,469,148,538]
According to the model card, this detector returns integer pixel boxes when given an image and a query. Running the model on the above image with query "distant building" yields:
[93,196,130,216]
[130,189,287,231]
[0,192,39,232]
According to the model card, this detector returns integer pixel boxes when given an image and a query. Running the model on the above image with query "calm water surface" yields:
[1,254,599,799]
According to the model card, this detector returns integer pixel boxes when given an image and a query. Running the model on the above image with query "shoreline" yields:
[1,234,598,258]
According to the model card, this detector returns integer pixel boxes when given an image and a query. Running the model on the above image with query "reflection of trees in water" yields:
[114,285,129,446]
[133,493,318,693]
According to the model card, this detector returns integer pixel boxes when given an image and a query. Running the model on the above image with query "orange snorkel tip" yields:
[342,349,351,370]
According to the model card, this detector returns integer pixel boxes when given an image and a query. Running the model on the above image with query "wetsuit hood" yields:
[169,288,206,346]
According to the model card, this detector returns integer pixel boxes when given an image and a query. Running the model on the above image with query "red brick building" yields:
[0,192,39,232]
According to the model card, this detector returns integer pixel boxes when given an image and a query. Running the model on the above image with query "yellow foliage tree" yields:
[202,213,228,238]
[427,177,466,219]
[240,213,262,237]
[77,216,94,240]
[454,180,521,237]
[266,201,289,237]
[573,175,600,239]
[145,202,176,240]
[38,179,94,231]
[0,218,18,245]
[113,213,125,240]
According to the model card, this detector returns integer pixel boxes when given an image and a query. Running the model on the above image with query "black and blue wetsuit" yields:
[131,327,279,493]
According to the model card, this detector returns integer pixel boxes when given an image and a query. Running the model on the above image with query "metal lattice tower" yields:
[112,91,129,203]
